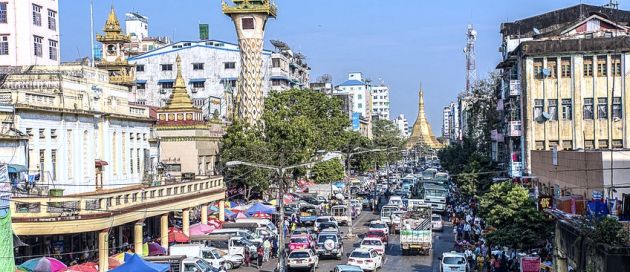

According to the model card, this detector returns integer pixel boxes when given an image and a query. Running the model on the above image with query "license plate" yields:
[357,261,364,264]
[297,260,303,263]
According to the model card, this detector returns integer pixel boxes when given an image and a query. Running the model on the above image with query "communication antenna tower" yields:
[463,24,477,94]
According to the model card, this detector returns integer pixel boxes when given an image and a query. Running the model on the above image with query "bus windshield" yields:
[425,189,447,198]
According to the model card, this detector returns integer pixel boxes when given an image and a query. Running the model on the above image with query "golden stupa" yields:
[406,88,443,149]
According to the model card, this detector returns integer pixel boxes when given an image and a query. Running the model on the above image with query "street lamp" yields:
[225,154,336,272]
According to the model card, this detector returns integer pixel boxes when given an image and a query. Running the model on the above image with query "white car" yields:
[431,214,444,231]
[347,248,383,272]
[368,221,389,236]
[359,238,386,255]
[440,251,469,272]
[287,249,319,271]
[314,216,337,231]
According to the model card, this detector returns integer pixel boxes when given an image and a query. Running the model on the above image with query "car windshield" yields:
[316,218,330,223]
[361,240,382,246]
[293,229,308,235]
[432,216,441,221]
[443,256,466,265]
[425,189,447,197]
[318,234,337,242]
[367,231,383,237]
[350,251,371,258]
[291,237,308,243]
[289,251,310,259]
[370,223,386,229]
[195,259,213,271]
[320,222,336,229]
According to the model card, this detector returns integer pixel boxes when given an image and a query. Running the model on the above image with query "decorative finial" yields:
[174,54,185,88]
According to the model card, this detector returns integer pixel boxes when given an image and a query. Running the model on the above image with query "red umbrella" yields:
[168,228,190,243]
[252,211,272,219]
[62,262,98,272]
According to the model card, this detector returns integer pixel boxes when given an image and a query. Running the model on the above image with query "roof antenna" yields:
[605,0,619,10]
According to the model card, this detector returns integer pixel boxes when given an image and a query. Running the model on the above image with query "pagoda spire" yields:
[164,55,195,110]
[104,6,122,33]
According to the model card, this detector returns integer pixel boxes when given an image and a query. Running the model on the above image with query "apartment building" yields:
[371,85,390,120]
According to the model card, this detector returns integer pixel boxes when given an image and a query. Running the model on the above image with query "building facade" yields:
[371,85,390,120]
[270,44,310,92]
[335,72,373,138]
[394,114,409,138]
[0,0,60,66]
[129,40,272,121]
[442,106,451,138]
[123,12,170,57]
[496,4,630,177]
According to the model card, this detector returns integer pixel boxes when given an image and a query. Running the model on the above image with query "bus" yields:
[422,168,438,180]
[420,183,448,213]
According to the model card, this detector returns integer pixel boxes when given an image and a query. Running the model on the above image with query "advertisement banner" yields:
[538,196,553,211]
[520,256,540,272]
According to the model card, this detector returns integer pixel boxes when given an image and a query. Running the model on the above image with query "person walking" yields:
[263,239,271,262]
[244,248,251,267]
[257,246,264,268]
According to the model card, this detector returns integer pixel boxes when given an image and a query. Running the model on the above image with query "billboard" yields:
[199,24,209,40]
[352,112,360,131]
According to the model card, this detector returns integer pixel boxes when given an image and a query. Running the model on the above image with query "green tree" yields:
[589,217,630,247]
[479,182,552,250]
[371,119,404,165]
[311,158,345,184]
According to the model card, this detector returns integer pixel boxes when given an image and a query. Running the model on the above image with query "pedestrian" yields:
[257,246,264,268]
[271,236,278,258]
[463,222,471,241]
[244,248,251,267]
[263,239,271,262]
[452,225,458,241]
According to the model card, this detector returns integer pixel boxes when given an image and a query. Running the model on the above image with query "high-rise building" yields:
[222,0,277,125]
[394,114,409,138]
[371,85,390,120]
[269,41,310,92]
[0,0,60,66]
[335,72,373,138]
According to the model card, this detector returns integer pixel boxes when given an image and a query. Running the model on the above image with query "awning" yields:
[270,76,290,81]
[135,80,147,84]
[8,164,27,173]
[188,78,206,83]
[95,160,109,167]
[157,79,174,83]
[220,77,237,81]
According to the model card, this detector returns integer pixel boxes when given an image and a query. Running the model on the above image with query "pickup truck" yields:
[400,204,433,255]
[331,205,350,226]
[143,255,222,272]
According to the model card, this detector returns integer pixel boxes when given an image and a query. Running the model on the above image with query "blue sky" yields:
[59,0,621,135]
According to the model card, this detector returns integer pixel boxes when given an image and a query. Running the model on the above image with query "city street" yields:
[241,196,456,272]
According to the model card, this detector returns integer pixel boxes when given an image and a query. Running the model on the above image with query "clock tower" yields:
[96,7,135,86]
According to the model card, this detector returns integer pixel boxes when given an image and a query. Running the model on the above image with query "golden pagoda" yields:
[406,87,444,149]
[96,6,135,86]
[157,55,203,125]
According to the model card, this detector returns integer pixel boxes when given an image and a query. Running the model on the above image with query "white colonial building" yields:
[371,85,390,120]
[129,40,273,120]
[269,43,310,92]
[0,0,60,66]
[0,65,154,195]
[394,114,409,138]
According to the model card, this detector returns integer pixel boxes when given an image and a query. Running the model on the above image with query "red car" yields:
[288,234,314,251]
[365,230,388,245]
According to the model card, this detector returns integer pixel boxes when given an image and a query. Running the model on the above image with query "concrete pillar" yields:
[134,221,143,256]
[160,213,169,252]
[201,204,208,225]
[182,209,190,237]
[98,229,109,272]
[218,200,225,222]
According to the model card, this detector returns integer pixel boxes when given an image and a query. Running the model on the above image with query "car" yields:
[440,251,469,272]
[314,216,336,231]
[431,214,444,231]
[292,228,317,240]
[287,249,319,271]
[289,234,315,251]
[368,221,389,236]
[359,238,386,255]
[315,231,344,259]
[333,264,364,272]
[347,248,383,272]
[365,230,388,245]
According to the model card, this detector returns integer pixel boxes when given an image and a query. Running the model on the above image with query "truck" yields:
[380,205,399,225]
[143,255,220,272]
[400,204,432,255]
[420,182,448,213]
[168,244,238,270]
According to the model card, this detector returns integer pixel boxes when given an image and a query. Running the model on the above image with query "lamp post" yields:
[225,154,337,272]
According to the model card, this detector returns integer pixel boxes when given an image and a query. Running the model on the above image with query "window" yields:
[0,3,7,23]
[612,139,623,148]
[561,99,572,120]
[161,64,172,71]
[604,32,613,38]
[358,94,362,100]
[534,99,544,119]
[39,128,45,139]
[612,55,622,76]
[136,65,144,72]
[535,141,544,150]
[192,81,205,88]
[47,9,56,31]
[272,58,281,68]
[224,62,235,69]
[612,97,622,119]
[548,99,558,120]
[193,63,204,70]
[562,140,573,150]
[597,56,607,77]
[584,57,593,76]
[584,140,594,149]
[50,129,57,138]
[33,36,42,57]
[0,35,7,55]
[548,141,559,150]
[32,4,41,26]
[48,40,57,60]
[241,17,255,30]
[561,58,571,77]
[160,82,173,89]
[597,98,608,119]
[39,149,45,171]
[547,59,557,78]
[358,103,363,109]
[51,149,57,180]
[599,140,609,149]
[534,59,543,79]
[583,98,594,119]
[137,83,146,90]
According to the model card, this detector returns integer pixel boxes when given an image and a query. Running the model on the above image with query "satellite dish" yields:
[533,28,541,35]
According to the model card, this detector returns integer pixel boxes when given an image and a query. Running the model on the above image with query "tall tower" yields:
[96,7,135,86]
[405,87,443,150]
[222,0,277,125]
[463,24,477,93]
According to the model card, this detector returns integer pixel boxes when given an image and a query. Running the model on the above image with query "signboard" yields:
[520,256,541,272]
[352,112,360,130]
[538,196,553,211]
[199,24,209,40]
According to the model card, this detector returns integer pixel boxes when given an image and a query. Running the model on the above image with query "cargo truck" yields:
[399,204,432,255]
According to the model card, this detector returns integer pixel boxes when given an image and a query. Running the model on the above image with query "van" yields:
[190,235,258,259]
[143,255,219,272]
[234,218,278,235]
[169,244,226,269]
[205,229,262,244]
[388,196,403,208]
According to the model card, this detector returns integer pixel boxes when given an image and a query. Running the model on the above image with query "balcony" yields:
[508,120,522,137]
[509,80,521,96]
[11,176,225,235]
[109,74,136,86]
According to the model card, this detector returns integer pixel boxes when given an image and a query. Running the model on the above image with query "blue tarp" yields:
[246,202,275,215]
[108,253,169,272]
[8,164,27,173]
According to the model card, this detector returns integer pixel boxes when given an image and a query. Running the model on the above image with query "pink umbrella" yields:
[235,212,248,219]
[19,257,67,272]
[189,223,213,235]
